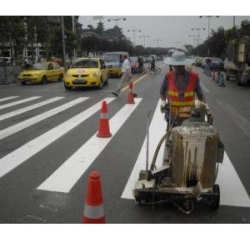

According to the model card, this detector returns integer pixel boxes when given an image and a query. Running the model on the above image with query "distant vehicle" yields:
[102,51,129,78]
[130,56,140,73]
[224,36,250,86]
[210,58,224,71]
[18,62,65,85]
[64,57,109,90]
[201,57,212,69]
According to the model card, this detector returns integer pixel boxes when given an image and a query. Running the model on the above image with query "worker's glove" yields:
[160,100,166,113]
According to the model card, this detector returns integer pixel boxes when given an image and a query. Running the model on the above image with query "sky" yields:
[78,15,250,48]
[1,0,250,49]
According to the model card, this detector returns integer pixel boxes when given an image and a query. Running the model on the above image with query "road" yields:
[0,62,250,225]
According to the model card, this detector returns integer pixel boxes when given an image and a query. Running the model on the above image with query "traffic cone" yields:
[82,171,105,223]
[211,70,216,82]
[97,101,112,138]
[127,81,135,104]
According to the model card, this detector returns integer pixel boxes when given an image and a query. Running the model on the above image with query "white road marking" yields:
[37,98,142,193]
[0,97,64,121]
[0,96,41,110]
[121,101,250,207]
[0,97,120,178]
[0,96,19,103]
[121,99,166,199]
[216,152,250,207]
[0,97,87,140]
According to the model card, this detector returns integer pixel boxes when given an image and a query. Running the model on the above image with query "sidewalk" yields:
[0,66,21,85]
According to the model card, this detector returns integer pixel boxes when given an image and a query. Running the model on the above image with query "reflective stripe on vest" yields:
[167,71,197,107]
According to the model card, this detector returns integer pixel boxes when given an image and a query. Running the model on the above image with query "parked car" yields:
[64,57,109,90]
[210,58,224,71]
[18,62,65,85]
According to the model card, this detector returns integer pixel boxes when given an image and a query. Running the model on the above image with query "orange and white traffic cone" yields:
[97,101,112,138]
[82,171,105,223]
[211,70,216,82]
[127,81,135,104]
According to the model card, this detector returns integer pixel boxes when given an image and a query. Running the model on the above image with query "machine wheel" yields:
[211,184,220,210]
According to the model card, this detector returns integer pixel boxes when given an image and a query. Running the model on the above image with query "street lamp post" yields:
[72,16,76,59]
[61,16,66,68]
[108,17,126,41]
[191,28,205,46]
[199,16,219,39]
[140,35,150,48]
[154,38,162,47]
[127,28,141,45]
[199,16,219,55]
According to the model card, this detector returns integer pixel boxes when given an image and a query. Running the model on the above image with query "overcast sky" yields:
[2,0,250,49]
[79,15,250,48]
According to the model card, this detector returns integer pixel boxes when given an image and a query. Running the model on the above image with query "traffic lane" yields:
[195,66,250,196]
[0,72,164,223]
[2,65,250,223]
[81,67,250,223]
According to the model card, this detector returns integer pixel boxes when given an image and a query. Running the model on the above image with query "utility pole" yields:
[61,16,66,68]
[127,28,141,45]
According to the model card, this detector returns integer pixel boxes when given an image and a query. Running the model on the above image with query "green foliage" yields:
[191,19,250,58]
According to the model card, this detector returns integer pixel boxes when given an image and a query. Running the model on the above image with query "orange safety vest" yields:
[167,71,197,116]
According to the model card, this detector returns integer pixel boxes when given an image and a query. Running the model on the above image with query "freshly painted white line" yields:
[216,152,250,207]
[121,101,250,208]
[121,99,167,199]
[0,97,64,121]
[37,98,142,193]
[0,96,19,103]
[0,97,115,178]
[0,97,87,140]
[0,96,41,110]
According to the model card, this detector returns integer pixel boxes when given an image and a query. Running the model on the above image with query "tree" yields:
[95,21,105,35]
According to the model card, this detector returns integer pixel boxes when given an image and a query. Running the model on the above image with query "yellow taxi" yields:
[64,57,109,90]
[18,62,65,85]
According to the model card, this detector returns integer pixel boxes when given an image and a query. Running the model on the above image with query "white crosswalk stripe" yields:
[0,96,41,110]
[0,96,19,103]
[0,95,249,208]
[0,97,113,178]
[0,97,64,121]
[0,97,88,140]
[37,98,142,193]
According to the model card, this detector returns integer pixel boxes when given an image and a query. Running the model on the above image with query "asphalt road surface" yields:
[1,62,250,228]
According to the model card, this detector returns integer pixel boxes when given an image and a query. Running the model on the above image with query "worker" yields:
[160,51,208,127]
[217,70,226,86]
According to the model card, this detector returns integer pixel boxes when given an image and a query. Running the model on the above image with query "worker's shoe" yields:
[133,93,138,97]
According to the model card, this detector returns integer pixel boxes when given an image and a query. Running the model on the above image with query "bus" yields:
[102,51,129,78]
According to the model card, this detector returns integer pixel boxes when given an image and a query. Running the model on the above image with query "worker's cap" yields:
[164,51,194,66]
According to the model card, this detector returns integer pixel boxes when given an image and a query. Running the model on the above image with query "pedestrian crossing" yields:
[0,95,250,208]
